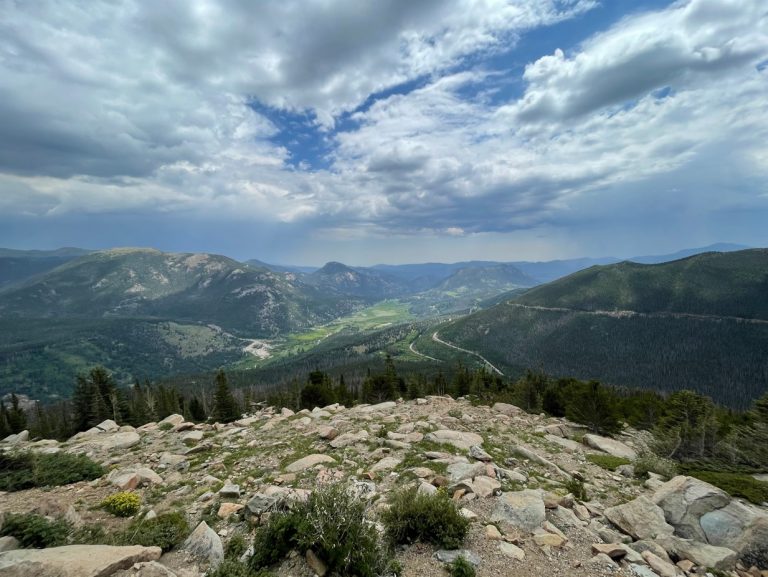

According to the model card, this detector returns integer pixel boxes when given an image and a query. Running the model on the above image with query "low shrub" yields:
[585,454,631,471]
[564,477,588,501]
[0,451,104,492]
[381,487,469,550]
[0,513,70,548]
[250,482,394,577]
[225,532,248,560]
[296,482,391,577]
[634,452,678,480]
[101,492,141,517]
[249,510,302,570]
[687,470,768,505]
[449,555,476,577]
[120,511,188,552]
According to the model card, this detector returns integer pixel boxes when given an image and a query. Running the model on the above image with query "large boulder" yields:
[490,490,545,532]
[582,434,637,460]
[604,496,674,540]
[426,430,484,451]
[652,476,730,541]
[329,430,368,448]
[492,402,522,416]
[0,544,161,577]
[182,521,223,568]
[652,475,768,566]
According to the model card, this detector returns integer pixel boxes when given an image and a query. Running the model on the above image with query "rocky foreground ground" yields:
[1,396,767,577]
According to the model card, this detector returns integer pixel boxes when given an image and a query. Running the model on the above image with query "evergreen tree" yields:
[212,370,240,423]
[565,380,621,435]
[0,400,9,438]
[6,394,27,433]
[655,390,722,461]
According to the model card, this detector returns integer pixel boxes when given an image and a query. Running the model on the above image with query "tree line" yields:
[8,358,768,471]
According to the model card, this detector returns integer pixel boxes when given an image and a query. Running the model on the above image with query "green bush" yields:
[250,483,393,577]
[121,511,188,552]
[586,454,631,471]
[687,470,768,505]
[381,487,469,549]
[0,451,104,491]
[250,510,302,570]
[634,452,678,480]
[225,532,248,560]
[449,555,476,577]
[0,513,70,548]
[101,492,141,517]
[564,477,588,501]
[296,482,391,577]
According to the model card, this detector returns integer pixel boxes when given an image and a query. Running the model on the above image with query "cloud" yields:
[506,0,768,122]
[0,0,766,254]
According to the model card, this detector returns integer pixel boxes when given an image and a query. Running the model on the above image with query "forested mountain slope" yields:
[438,249,768,407]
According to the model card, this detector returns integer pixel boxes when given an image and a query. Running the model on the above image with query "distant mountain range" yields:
[437,248,768,408]
[0,242,760,403]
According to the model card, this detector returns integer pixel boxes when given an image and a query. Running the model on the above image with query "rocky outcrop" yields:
[604,496,674,540]
[0,545,161,577]
[583,434,637,460]
[285,454,335,472]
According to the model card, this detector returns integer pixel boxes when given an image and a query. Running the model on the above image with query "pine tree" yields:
[566,380,621,435]
[6,394,27,433]
[212,370,240,423]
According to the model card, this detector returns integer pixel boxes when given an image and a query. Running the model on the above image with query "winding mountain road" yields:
[408,338,443,363]
[431,331,504,376]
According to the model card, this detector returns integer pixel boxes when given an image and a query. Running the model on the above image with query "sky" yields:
[0,0,767,266]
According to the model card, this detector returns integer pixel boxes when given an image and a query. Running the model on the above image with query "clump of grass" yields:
[0,451,104,492]
[101,492,141,517]
[0,513,70,548]
[381,487,469,549]
[586,454,631,471]
[449,555,476,577]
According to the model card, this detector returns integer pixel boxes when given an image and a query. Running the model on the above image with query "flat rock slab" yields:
[491,490,545,532]
[182,521,223,567]
[0,544,161,577]
[426,430,484,451]
[583,434,637,460]
[285,453,336,473]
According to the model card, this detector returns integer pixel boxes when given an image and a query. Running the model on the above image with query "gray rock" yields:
[181,430,203,445]
[490,490,546,532]
[0,536,19,553]
[244,493,280,518]
[469,445,492,462]
[434,549,481,566]
[651,475,730,541]
[655,535,737,570]
[95,419,119,432]
[329,430,369,448]
[426,430,484,451]
[498,542,525,560]
[219,482,241,499]
[604,496,674,540]
[446,462,487,483]
[159,414,185,426]
[583,434,637,460]
[370,456,402,472]
[0,544,161,577]
[285,453,335,472]
[491,402,522,416]
[2,430,29,445]
[182,521,224,567]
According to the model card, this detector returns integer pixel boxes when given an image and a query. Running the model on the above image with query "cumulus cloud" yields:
[0,0,766,251]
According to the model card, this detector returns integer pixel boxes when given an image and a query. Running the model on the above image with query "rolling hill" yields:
[437,249,768,408]
[305,261,411,300]
[0,247,92,290]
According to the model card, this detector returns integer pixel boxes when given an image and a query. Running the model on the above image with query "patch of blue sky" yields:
[251,0,678,171]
